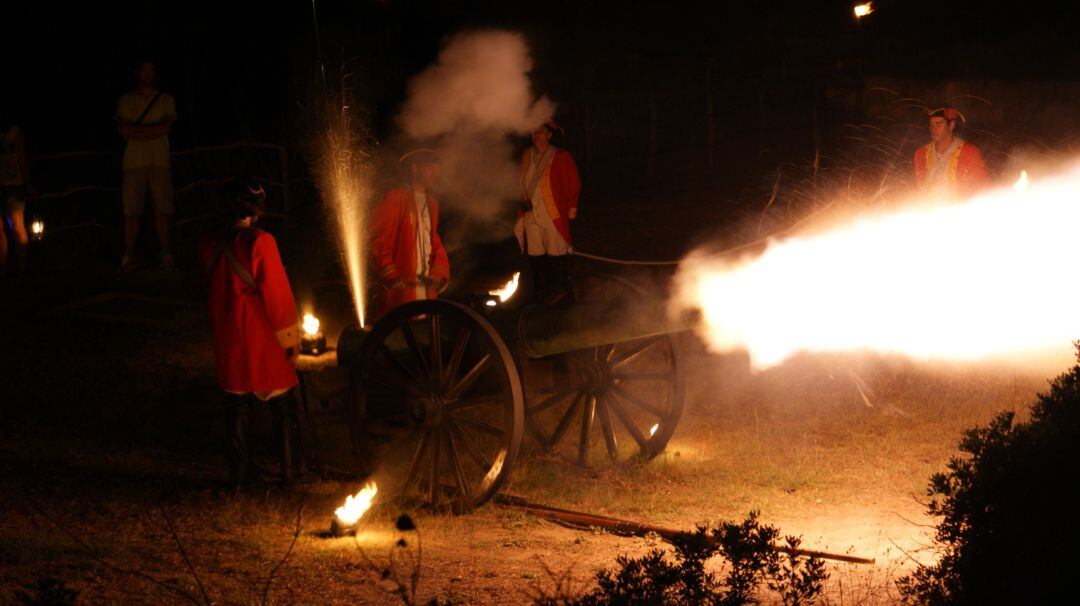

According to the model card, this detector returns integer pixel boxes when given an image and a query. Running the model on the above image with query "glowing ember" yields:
[676,163,1080,370]
[853,3,873,18]
[302,313,321,337]
[488,272,521,303]
[649,423,659,438]
[335,481,378,526]
[1014,170,1029,192]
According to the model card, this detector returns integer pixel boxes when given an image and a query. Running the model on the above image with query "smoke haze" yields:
[397,30,554,239]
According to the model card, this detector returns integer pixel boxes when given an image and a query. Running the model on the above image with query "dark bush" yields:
[535,511,827,605]
[13,577,79,606]
[899,348,1080,604]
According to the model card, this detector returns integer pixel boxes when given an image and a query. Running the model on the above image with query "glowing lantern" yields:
[300,313,326,355]
[30,219,44,241]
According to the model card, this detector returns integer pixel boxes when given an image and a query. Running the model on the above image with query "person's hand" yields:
[427,275,448,292]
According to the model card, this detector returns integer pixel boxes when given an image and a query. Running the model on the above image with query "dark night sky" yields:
[3,1,1079,161]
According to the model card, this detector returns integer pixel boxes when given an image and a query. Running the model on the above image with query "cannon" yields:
[325,274,699,513]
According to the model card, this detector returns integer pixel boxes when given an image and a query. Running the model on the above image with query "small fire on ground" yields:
[335,482,378,528]
[489,272,521,303]
[676,168,1080,371]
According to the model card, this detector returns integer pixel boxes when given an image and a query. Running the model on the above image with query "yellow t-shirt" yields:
[115,90,176,170]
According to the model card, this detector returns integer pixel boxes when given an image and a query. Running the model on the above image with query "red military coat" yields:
[370,185,450,320]
[199,227,300,394]
[913,139,989,199]
[517,147,581,247]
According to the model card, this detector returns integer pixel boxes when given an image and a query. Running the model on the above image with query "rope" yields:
[572,197,841,267]
[572,236,772,267]
[571,250,681,266]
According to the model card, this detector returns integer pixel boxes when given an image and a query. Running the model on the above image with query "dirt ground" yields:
[0,208,1053,604]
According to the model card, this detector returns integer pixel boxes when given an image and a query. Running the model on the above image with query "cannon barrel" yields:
[518,298,700,358]
[334,297,701,365]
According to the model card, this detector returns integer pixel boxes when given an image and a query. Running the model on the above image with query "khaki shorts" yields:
[122,167,173,217]
[2,187,26,214]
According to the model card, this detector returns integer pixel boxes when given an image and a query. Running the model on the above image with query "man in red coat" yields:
[514,120,581,301]
[199,179,303,487]
[913,107,990,199]
[370,149,450,320]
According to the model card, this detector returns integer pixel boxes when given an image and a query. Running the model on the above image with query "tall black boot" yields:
[269,391,303,483]
[549,254,573,303]
[528,254,550,302]
[224,394,256,487]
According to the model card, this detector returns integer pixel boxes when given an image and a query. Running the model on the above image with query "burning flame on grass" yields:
[302,313,321,337]
[335,481,378,526]
[676,166,1080,370]
[853,3,873,18]
[488,272,521,303]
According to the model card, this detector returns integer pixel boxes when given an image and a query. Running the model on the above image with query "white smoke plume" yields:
[399,30,554,138]
[397,30,554,234]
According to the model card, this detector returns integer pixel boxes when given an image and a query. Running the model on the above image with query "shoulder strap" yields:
[205,234,258,291]
[524,146,557,201]
[223,246,257,290]
[133,91,163,126]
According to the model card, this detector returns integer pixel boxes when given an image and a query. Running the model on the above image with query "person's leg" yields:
[149,167,174,267]
[524,220,549,300]
[224,393,255,486]
[8,208,29,275]
[0,209,8,274]
[268,391,303,482]
[121,169,148,267]
[528,254,549,300]
[548,253,573,302]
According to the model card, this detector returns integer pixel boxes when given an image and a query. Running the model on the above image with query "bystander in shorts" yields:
[122,167,173,217]
[2,187,26,214]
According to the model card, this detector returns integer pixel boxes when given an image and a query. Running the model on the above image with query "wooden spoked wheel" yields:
[349,300,523,512]
[524,274,685,467]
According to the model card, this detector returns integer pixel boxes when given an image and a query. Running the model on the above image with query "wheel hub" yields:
[577,359,611,395]
[419,393,447,427]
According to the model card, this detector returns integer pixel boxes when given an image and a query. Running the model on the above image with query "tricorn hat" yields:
[397,148,441,166]
[927,107,966,124]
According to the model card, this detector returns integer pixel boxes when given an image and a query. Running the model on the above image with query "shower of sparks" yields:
[318,96,373,327]
[677,163,1080,370]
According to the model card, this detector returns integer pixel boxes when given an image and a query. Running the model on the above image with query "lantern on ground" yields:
[301,313,326,355]
[30,219,44,242]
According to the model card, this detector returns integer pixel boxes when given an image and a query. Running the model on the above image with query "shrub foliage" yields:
[899,348,1080,604]
[536,511,827,605]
